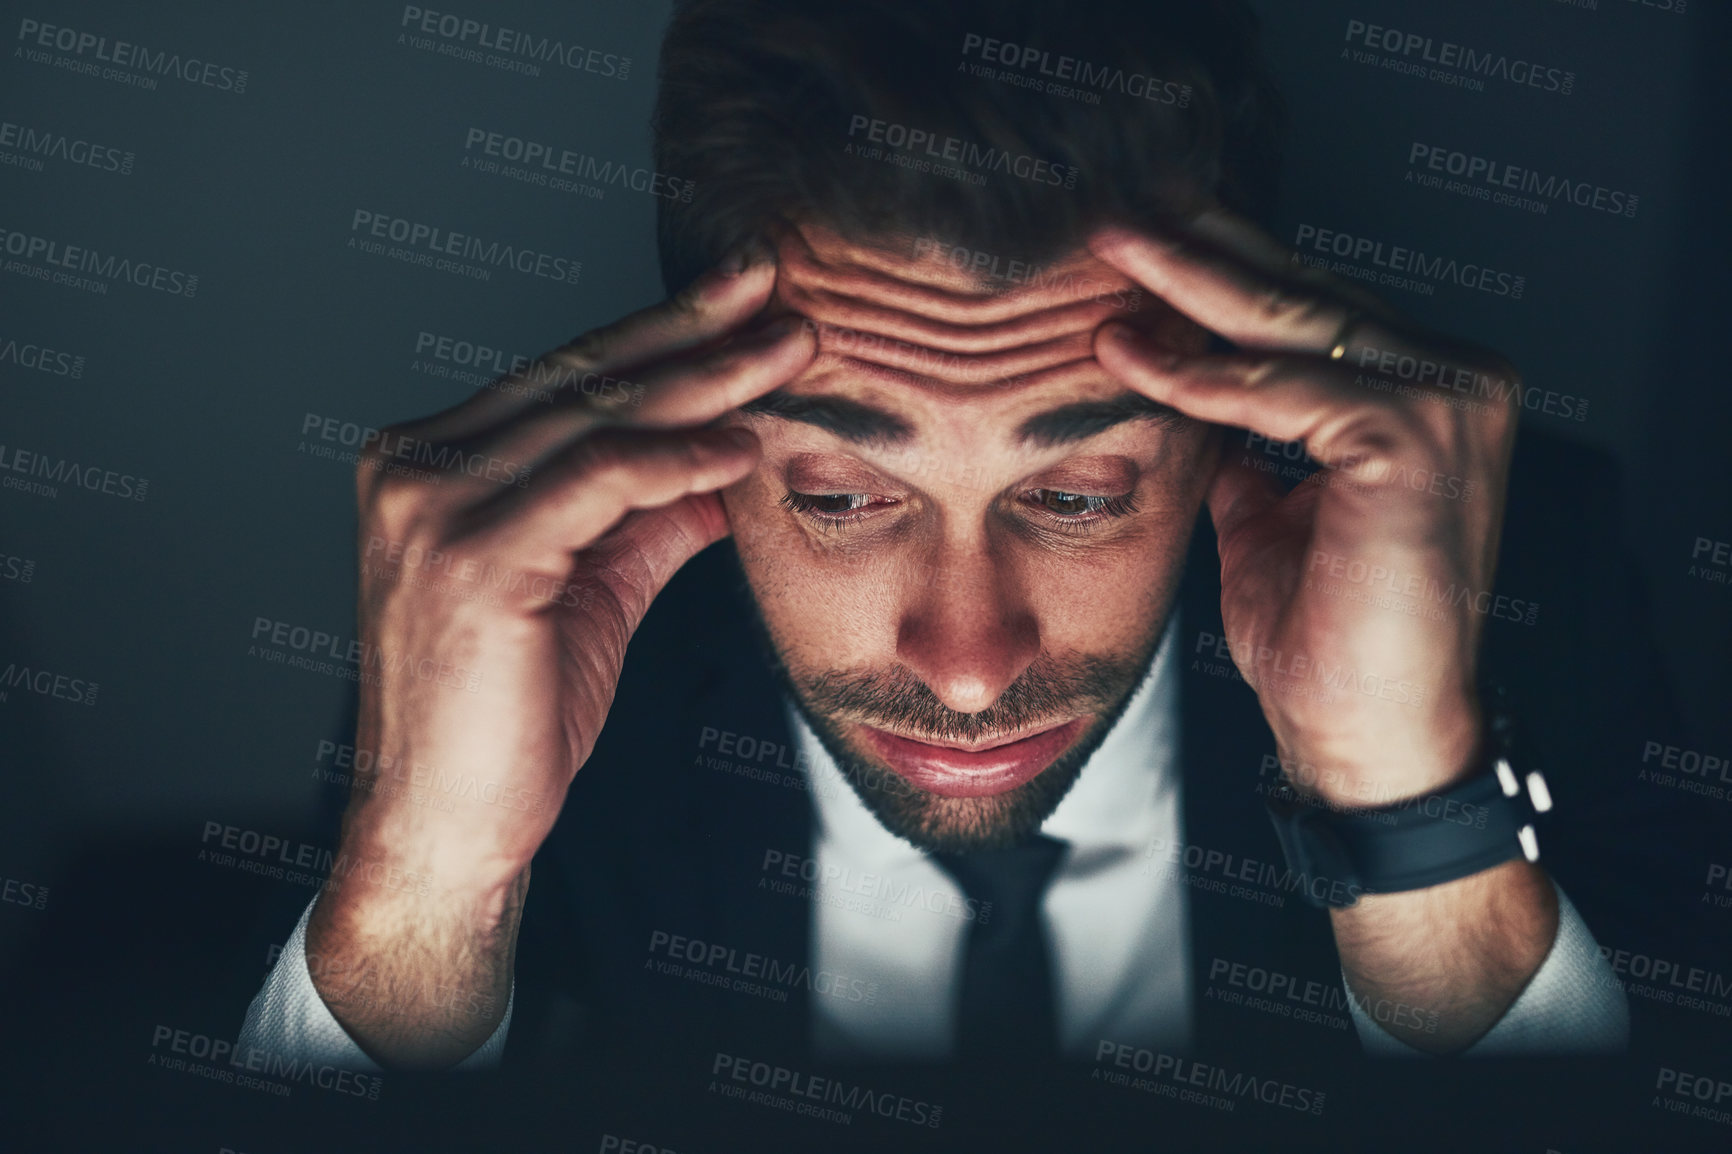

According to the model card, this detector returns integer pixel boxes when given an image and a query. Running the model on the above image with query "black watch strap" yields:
[1263,751,1552,910]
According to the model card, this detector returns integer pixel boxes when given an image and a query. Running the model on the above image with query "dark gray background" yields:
[1,0,1727,1143]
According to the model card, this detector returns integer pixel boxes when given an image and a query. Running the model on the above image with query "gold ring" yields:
[1327,311,1364,361]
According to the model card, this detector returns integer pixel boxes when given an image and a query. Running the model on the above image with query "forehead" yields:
[765,220,1190,422]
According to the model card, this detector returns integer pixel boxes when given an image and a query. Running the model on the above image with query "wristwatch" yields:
[1262,711,1552,910]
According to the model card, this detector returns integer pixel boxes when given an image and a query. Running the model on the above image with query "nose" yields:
[894,542,1040,714]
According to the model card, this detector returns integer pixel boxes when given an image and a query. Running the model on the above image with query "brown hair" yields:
[653,0,1285,294]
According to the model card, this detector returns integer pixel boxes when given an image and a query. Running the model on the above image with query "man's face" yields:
[722,220,1217,853]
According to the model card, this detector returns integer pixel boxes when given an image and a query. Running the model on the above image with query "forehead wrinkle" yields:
[780,277,1130,357]
[778,219,1005,296]
[775,227,1154,332]
[804,325,1100,387]
[784,215,1140,302]
[777,225,1004,302]
[768,220,1181,391]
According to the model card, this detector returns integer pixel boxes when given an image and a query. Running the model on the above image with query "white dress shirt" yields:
[238,621,1629,1068]
[808,618,1193,1061]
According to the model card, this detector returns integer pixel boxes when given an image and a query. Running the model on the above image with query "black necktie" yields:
[930,834,1069,1063]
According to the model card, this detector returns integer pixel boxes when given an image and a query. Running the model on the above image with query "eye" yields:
[1024,489,1139,520]
[780,490,894,529]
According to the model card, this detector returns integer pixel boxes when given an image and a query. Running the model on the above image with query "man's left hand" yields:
[1088,210,1558,1055]
[1089,209,1519,809]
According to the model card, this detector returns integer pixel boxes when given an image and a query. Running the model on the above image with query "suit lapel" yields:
[1175,523,1359,1067]
[538,541,814,1061]
[682,550,815,1056]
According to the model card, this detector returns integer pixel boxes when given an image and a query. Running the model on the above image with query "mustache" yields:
[797,652,1147,744]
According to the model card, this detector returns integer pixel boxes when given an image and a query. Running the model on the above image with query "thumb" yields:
[1206,437,1283,550]
[582,492,733,630]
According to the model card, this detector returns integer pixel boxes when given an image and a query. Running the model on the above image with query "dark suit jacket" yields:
[3,427,1712,1154]
[488,430,1713,1149]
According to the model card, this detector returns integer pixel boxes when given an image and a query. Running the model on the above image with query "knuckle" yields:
[355,419,438,510]
[365,475,433,537]
[1255,285,1291,322]
[698,342,744,379]
[592,535,658,619]
[678,434,723,475]
[584,376,647,418]
[560,325,614,369]
[1258,284,1329,330]
[530,349,583,398]
[568,434,635,488]
[1241,356,1289,391]
[666,278,708,320]
[352,434,391,499]
[1331,413,1406,472]
[565,435,612,476]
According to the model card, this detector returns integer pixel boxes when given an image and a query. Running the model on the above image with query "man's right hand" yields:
[303,249,813,1069]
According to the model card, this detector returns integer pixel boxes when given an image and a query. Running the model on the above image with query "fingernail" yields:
[717,237,774,278]
[1098,320,1137,345]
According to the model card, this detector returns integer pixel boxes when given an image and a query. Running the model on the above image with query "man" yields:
[241,0,1652,1095]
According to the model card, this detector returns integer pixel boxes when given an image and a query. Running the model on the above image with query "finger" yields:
[1088,224,1379,355]
[405,245,781,446]
[1100,218,1518,423]
[580,493,734,628]
[444,313,813,473]
[628,312,817,426]
[1206,438,1284,547]
[558,240,779,373]
[1094,325,1411,471]
[1187,208,1401,326]
[451,426,762,574]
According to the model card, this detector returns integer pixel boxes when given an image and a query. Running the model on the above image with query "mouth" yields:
[852,718,1088,798]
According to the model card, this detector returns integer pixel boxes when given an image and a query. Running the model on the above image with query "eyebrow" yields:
[1014,394,1188,448]
[740,389,1185,449]
[739,390,915,446]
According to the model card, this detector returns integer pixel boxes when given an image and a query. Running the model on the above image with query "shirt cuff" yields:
[237,892,514,1071]
[1347,878,1630,1057]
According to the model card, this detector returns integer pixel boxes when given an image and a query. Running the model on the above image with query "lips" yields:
[854,718,1087,798]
